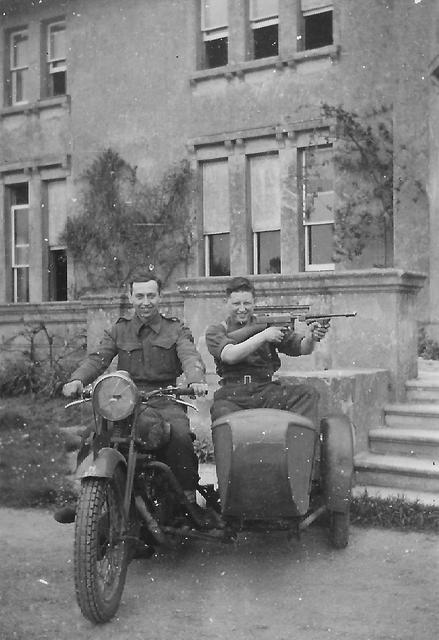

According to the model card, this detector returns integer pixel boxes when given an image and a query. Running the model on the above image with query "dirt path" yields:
[0,507,438,640]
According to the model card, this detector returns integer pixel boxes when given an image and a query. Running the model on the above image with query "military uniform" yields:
[205,317,319,424]
[70,311,206,490]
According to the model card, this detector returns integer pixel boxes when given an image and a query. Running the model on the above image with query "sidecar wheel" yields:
[74,466,129,623]
[329,509,350,549]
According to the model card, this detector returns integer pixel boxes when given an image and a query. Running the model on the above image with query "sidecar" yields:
[210,408,354,547]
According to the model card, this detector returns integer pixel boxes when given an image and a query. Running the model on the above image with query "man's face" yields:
[226,290,255,325]
[129,280,161,321]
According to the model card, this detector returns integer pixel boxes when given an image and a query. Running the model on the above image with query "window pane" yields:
[14,246,29,265]
[49,24,66,61]
[202,0,228,31]
[209,233,230,276]
[47,180,67,247]
[250,154,280,231]
[258,230,281,274]
[304,147,334,223]
[203,160,230,233]
[14,69,27,103]
[304,11,333,49]
[49,249,67,301]
[308,224,334,264]
[250,0,279,21]
[11,32,28,68]
[205,37,228,68]
[15,267,29,302]
[51,70,66,96]
[11,183,28,205]
[14,209,29,245]
[253,24,278,59]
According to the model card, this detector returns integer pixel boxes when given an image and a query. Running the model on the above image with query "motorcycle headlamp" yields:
[92,370,139,421]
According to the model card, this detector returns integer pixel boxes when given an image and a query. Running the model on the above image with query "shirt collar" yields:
[226,315,255,331]
[133,310,162,334]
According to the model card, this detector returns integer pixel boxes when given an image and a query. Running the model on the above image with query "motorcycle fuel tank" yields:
[212,409,318,519]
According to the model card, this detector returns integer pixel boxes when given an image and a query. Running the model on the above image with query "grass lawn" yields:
[0,395,91,509]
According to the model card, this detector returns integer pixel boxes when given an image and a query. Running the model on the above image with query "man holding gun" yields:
[205,277,330,424]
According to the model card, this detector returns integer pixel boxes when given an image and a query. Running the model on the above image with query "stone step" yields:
[384,403,439,430]
[352,484,439,507]
[406,378,439,403]
[354,452,439,493]
[368,427,439,459]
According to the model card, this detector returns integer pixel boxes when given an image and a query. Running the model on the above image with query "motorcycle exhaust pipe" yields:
[134,496,168,546]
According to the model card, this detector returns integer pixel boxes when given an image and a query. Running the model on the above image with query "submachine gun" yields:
[227,305,357,343]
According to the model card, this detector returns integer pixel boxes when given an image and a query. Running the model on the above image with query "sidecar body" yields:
[211,408,353,529]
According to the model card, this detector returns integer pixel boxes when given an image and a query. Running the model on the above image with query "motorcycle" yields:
[65,369,354,624]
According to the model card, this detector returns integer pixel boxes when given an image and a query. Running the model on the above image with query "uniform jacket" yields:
[205,316,303,379]
[70,311,206,386]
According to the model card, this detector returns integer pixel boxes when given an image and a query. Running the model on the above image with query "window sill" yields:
[190,45,340,85]
[0,95,71,118]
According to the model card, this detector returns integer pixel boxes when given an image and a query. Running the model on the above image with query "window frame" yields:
[301,2,333,51]
[46,20,67,97]
[9,28,29,106]
[300,145,335,272]
[11,202,30,302]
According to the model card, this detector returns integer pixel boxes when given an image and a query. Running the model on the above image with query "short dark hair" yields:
[129,274,162,294]
[225,276,255,298]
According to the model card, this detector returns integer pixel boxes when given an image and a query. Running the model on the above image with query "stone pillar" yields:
[228,0,247,64]
[279,0,299,58]
[279,142,300,274]
[28,172,43,303]
[229,150,251,275]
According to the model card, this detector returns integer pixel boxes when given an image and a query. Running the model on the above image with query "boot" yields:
[54,503,77,524]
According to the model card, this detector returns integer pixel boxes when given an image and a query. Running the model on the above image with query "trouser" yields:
[78,397,198,491]
[140,396,199,491]
[210,380,319,426]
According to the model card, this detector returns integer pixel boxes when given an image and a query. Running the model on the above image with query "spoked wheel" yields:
[329,509,350,549]
[74,466,129,623]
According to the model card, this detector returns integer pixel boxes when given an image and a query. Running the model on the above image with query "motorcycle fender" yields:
[320,415,354,513]
[76,447,127,479]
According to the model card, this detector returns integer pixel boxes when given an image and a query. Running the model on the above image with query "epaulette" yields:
[116,316,131,324]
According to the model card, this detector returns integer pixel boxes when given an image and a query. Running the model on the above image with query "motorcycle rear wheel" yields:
[74,466,129,623]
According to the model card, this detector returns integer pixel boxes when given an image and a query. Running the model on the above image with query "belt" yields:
[220,374,272,385]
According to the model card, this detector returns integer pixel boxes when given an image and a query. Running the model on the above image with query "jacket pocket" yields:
[149,337,180,377]
[117,342,143,375]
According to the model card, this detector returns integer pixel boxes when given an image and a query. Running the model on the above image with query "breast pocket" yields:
[117,342,143,376]
[149,336,180,377]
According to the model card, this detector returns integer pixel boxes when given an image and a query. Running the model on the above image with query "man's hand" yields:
[62,380,83,398]
[262,326,287,344]
[191,382,209,397]
[308,320,330,343]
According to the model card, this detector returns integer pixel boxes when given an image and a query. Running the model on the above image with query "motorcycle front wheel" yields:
[74,466,129,623]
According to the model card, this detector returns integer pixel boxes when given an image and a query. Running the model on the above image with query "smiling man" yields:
[205,277,328,424]
[56,274,207,523]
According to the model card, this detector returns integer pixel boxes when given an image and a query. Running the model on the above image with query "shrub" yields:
[418,327,439,360]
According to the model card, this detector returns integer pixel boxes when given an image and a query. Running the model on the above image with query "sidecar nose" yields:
[212,409,318,520]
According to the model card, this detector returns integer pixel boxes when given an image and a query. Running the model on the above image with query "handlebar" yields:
[139,386,197,401]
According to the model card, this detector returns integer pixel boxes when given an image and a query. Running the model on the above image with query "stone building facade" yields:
[0,0,436,346]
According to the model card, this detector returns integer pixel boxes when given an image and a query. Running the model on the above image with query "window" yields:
[46,21,66,96]
[301,0,333,50]
[249,0,279,59]
[9,184,30,302]
[300,145,334,271]
[249,153,281,274]
[201,0,228,68]
[202,160,230,276]
[9,29,29,105]
[46,180,68,300]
